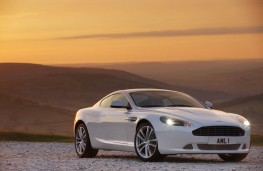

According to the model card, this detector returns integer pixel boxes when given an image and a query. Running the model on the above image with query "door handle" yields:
[126,117,137,122]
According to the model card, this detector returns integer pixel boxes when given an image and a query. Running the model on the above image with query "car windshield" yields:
[130,91,205,108]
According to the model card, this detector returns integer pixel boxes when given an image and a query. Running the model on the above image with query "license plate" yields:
[208,137,236,144]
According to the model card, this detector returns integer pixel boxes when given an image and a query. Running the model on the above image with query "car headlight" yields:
[160,116,192,126]
[233,115,250,127]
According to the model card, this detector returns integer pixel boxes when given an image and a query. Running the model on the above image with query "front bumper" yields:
[156,125,250,155]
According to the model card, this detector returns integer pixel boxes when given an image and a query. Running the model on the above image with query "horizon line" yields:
[1,57,263,66]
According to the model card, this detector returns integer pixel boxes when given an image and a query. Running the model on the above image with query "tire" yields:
[75,123,98,158]
[134,122,166,162]
[218,153,248,162]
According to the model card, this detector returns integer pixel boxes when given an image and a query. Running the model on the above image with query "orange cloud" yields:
[53,26,263,40]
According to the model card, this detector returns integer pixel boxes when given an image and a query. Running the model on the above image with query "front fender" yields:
[73,107,101,135]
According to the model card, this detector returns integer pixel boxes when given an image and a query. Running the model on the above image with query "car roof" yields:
[115,88,177,94]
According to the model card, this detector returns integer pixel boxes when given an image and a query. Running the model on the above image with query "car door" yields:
[98,93,131,150]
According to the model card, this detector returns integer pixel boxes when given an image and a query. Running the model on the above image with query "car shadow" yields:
[163,155,222,163]
[96,154,138,159]
[94,154,249,164]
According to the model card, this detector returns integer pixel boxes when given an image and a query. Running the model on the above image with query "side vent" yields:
[183,144,193,150]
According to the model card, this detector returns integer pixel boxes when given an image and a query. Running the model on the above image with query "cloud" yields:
[53,26,263,40]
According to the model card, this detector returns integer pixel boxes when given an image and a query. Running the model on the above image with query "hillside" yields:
[0,63,170,110]
[0,63,225,110]
[0,63,262,135]
[0,92,73,135]
[64,59,263,102]
[0,63,219,135]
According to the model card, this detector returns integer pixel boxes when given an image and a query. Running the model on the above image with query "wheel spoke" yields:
[76,144,80,153]
[139,144,147,152]
[137,141,147,148]
[149,143,156,148]
[146,126,150,138]
[79,144,81,153]
[78,144,82,151]
[144,145,148,157]
[81,128,85,137]
[149,129,153,138]
[137,134,145,141]
[79,144,82,153]
[81,144,85,152]
[149,139,157,142]
[148,145,152,156]
[139,129,146,139]
[78,128,83,138]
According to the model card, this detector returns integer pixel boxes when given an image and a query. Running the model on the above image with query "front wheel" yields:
[218,153,248,162]
[135,123,166,162]
[75,123,98,158]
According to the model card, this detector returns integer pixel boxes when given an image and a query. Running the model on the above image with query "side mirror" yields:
[204,101,213,109]
[110,100,125,108]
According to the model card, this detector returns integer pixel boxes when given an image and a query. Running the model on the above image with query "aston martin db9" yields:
[74,89,250,162]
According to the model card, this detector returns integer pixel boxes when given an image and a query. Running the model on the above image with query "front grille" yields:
[192,126,245,136]
[197,144,241,150]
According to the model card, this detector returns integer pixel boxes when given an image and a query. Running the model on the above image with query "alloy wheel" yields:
[75,126,87,155]
[135,125,157,158]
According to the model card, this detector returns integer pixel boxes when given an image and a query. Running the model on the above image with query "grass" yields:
[0,131,262,146]
[251,135,263,146]
[0,131,73,143]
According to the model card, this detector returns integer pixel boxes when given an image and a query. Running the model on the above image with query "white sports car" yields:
[73,89,250,162]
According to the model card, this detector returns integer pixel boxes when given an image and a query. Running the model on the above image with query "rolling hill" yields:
[0,63,262,135]
[0,63,226,110]
[0,92,73,135]
[63,58,263,102]
[0,63,219,135]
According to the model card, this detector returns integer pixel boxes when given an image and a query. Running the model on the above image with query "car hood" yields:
[141,107,239,126]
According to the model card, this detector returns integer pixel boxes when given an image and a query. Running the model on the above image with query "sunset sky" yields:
[0,0,262,64]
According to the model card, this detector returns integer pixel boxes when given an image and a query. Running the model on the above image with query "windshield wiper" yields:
[165,104,193,107]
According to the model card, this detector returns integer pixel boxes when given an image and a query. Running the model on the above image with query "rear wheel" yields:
[75,123,98,158]
[218,153,248,162]
[135,122,166,162]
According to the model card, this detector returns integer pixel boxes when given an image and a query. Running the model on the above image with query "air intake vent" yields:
[197,144,241,150]
[192,126,245,136]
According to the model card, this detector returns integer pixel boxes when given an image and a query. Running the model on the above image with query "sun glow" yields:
[0,0,262,64]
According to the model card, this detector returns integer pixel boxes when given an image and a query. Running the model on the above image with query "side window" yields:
[100,95,113,108]
[110,93,130,107]
[100,93,130,108]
